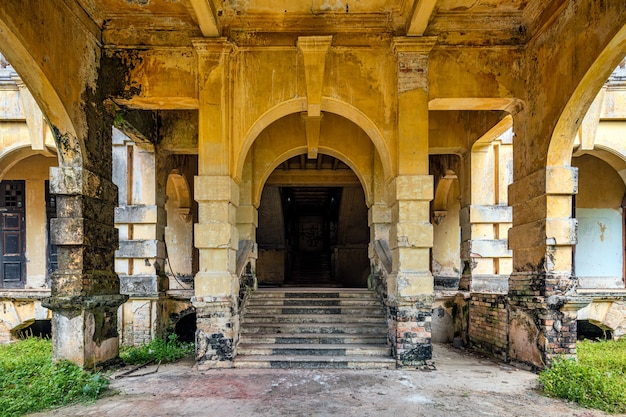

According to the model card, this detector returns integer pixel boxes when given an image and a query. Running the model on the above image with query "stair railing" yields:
[370,238,392,307]
[236,240,257,314]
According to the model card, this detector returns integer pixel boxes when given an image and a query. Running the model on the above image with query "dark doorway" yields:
[175,313,197,343]
[0,180,26,288]
[282,187,341,286]
[256,156,370,288]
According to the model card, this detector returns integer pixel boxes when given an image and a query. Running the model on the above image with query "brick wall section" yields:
[386,296,433,366]
[397,53,428,93]
[508,296,578,367]
[469,294,508,360]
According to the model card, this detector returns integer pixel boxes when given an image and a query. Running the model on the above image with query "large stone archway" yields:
[192,34,438,368]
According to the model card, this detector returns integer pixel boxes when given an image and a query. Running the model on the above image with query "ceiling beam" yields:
[266,169,360,187]
[406,0,438,36]
[188,0,220,37]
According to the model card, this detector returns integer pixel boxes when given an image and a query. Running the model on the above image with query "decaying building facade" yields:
[0,0,626,370]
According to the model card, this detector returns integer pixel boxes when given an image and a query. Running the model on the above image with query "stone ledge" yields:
[0,289,51,300]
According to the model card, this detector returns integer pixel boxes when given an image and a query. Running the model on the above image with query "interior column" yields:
[508,164,587,367]
[44,166,127,367]
[192,39,239,369]
[388,37,436,366]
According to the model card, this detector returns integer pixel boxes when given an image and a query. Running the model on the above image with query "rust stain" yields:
[598,221,606,242]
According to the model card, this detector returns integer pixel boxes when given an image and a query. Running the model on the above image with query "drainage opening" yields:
[577,320,612,341]
[175,313,196,343]
[16,320,52,339]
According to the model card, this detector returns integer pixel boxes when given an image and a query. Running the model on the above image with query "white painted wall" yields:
[576,208,624,288]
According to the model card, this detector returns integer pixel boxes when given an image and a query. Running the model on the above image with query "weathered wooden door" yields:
[0,180,26,288]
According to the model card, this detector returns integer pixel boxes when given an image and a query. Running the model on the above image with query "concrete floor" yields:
[31,344,622,417]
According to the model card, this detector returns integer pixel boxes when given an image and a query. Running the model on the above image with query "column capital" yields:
[192,37,235,57]
[392,36,437,57]
[297,35,333,54]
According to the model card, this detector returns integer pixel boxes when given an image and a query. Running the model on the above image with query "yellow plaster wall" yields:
[429,47,524,103]
[232,45,397,181]
[432,179,461,278]
[165,175,194,284]
[573,155,625,209]
[3,154,57,288]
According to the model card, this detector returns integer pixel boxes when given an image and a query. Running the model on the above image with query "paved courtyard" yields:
[31,344,621,417]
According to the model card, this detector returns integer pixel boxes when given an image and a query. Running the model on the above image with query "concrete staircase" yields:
[235,287,395,369]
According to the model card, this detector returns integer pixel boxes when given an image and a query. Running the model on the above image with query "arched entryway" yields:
[237,105,387,290]
[256,155,370,288]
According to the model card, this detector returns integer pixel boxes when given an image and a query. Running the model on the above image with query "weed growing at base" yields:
[120,333,194,364]
[539,338,626,413]
[0,338,109,417]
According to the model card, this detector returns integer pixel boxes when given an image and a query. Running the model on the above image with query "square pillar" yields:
[387,175,434,366]
[192,38,238,368]
[507,165,589,368]
[193,175,240,368]
[43,166,127,368]
[387,37,437,367]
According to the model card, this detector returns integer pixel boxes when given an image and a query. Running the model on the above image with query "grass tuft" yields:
[119,333,194,365]
[539,338,626,414]
[0,338,109,417]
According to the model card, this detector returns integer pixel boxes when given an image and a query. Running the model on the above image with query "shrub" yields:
[119,333,194,365]
[539,338,626,413]
[0,338,109,417]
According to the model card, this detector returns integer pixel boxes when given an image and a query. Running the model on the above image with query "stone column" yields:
[192,39,239,369]
[388,37,436,366]
[43,166,127,367]
[508,165,588,367]
[194,175,239,368]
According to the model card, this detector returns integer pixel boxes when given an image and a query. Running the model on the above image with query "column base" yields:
[508,294,590,369]
[43,294,128,368]
[193,297,238,369]
[387,295,434,367]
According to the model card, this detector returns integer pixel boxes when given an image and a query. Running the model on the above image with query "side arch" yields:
[548,25,626,168]
[0,17,81,166]
[579,145,626,185]
[0,145,57,182]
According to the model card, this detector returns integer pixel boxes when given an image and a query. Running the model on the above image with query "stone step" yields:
[240,322,388,334]
[235,287,392,369]
[246,298,381,306]
[237,343,391,356]
[234,354,396,369]
[238,332,389,345]
[242,314,386,324]
[251,289,377,299]
[244,305,384,315]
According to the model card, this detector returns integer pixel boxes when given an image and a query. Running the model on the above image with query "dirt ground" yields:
[31,344,623,417]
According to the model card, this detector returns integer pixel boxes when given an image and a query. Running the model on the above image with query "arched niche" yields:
[165,170,194,288]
